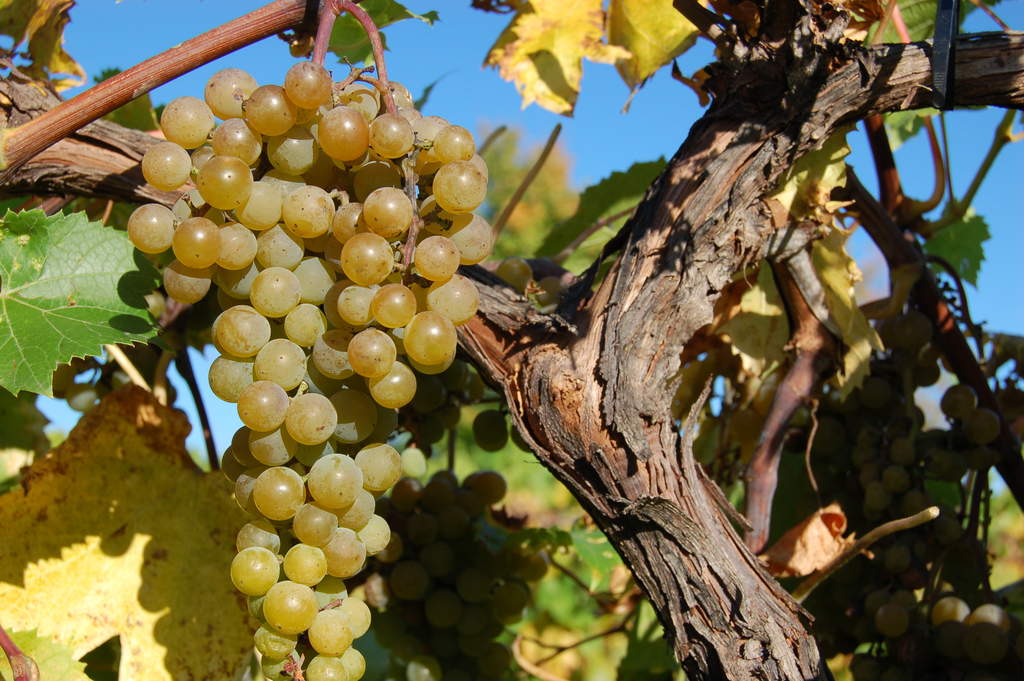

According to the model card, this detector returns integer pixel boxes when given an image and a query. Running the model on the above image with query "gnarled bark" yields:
[1,12,1022,680]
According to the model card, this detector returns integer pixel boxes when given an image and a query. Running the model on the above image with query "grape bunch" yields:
[368,470,547,681]
[787,310,1024,679]
[126,59,496,681]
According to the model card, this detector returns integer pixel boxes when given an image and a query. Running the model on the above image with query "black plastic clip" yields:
[932,0,960,110]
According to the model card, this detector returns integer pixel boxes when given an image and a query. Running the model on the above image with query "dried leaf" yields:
[761,502,854,577]
[0,387,251,681]
[484,0,631,115]
[812,227,884,397]
[0,0,84,90]
[606,0,699,91]
[715,262,789,377]
[767,129,853,224]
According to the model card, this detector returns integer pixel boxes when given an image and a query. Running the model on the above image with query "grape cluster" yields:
[369,470,546,681]
[790,310,1024,679]
[127,60,497,681]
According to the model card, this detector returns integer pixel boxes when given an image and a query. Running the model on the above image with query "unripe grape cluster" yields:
[787,310,1024,678]
[368,470,546,681]
[127,60,497,681]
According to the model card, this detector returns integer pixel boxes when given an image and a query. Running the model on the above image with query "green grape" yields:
[329,389,378,444]
[455,488,486,516]
[254,338,307,390]
[400,447,427,478]
[419,477,456,515]
[237,381,290,432]
[404,312,457,367]
[888,436,916,465]
[308,453,363,510]
[340,648,365,681]
[285,393,338,446]
[314,575,349,609]
[236,518,281,553]
[284,303,328,347]
[341,233,394,286]
[292,503,339,548]
[963,622,1009,665]
[433,161,486,214]
[898,489,931,516]
[308,609,354,656]
[238,180,283,231]
[933,620,965,658]
[476,642,511,677]
[257,226,305,270]
[965,604,1011,631]
[363,187,413,239]
[390,560,430,600]
[142,140,191,190]
[419,541,455,577]
[410,375,447,414]
[964,407,1000,445]
[263,580,318,635]
[941,384,977,420]
[889,310,933,350]
[253,465,306,520]
[338,489,375,530]
[319,106,370,161]
[204,68,257,119]
[332,202,363,244]
[230,546,279,596]
[874,602,909,638]
[455,567,492,603]
[353,160,401,201]
[244,84,297,136]
[422,588,462,629]
[371,283,417,328]
[190,143,215,172]
[215,263,259,301]
[354,443,401,492]
[283,543,328,586]
[196,155,253,210]
[348,328,397,378]
[160,96,214,149]
[369,112,413,158]
[283,185,334,238]
[249,426,298,466]
[233,465,265,515]
[849,654,881,681]
[267,125,317,175]
[535,275,563,307]
[933,511,963,545]
[313,328,355,380]
[172,216,221,269]
[425,274,478,325]
[931,596,970,625]
[211,117,262,165]
[214,306,271,358]
[260,656,288,680]
[473,411,509,452]
[859,376,892,409]
[913,361,940,387]
[323,527,367,578]
[253,624,297,659]
[496,257,532,292]
[335,597,371,638]
[862,480,891,513]
[928,448,967,482]
[156,259,210,303]
[881,465,910,493]
[414,235,460,282]
[208,354,254,403]
[516,551,548,581]
[336,284,375,327]
[216,222,258,270]
[251,267,302,318]
[357,515,391,555]
[293,256,337,305]
[492,580,529,621]
[390,477,422,512]
[432,125,475,164]
[966,446,1000,470]
[883,544,911,573]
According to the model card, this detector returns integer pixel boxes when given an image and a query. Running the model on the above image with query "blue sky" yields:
[36,1,1024,455]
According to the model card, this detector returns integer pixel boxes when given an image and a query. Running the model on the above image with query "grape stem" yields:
[0,623,38,681]
[792,506,940,602]
[0,0,310,176]
[400,157,422,277]
[311,0,397,114]
[104,344,152,392]
[175,348,219,471]
[491,124,562,238]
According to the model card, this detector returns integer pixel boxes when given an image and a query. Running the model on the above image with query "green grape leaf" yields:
[95,67,159,131]
[328,0,438,66]
[507,526,572,553]
[923,211,989,287]
[606,0,699,92]
[884,107,938,150]
[767,128,851,223]
[0,629,88,681]
[570,525,620,589]
[618,600,678,680]
[537,158,664,264]
[413,74,447,111]
[0,210,160,397]
[0,389,48,453]
[871,0,979,43]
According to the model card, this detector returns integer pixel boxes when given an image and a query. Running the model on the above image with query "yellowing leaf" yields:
[767,129,853,224]
[484,0,631,115]
[761,502,854,577]
[0,0,84,90]
[0,387,252,681]
[715,262,789,377]
[607,0,699,91]
[813,227,883,397]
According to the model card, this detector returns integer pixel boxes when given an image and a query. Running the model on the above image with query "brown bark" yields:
[1,14,1023,681]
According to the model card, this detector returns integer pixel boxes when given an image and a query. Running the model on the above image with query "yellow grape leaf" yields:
[0,0,84,90]
[715,262,789,377]
[767,128,853,224]
[484,0,631,115]
[761,502,854,577]
[0,387,252,681]
[607,0,699,91]
[812,226,883,397]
